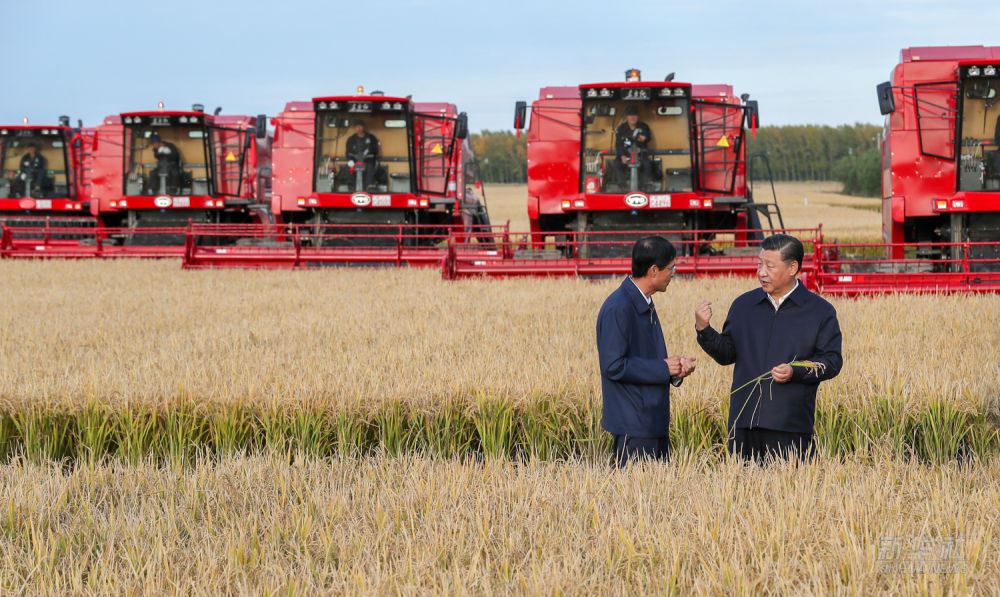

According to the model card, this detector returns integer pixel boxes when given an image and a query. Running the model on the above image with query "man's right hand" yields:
[665,356,682,377]
[620,156,628,164]
[695,300,713,331]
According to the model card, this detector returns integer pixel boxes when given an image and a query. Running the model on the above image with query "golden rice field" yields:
[0,261,994,417]
[1,199,998,594]
[3,455,997,595]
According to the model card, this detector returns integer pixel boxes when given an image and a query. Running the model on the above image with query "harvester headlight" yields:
[702,198,713,207]
[688,199,700,207]
[110,200,118,208]
[179,116,188,123]
[985,65,997,77]
[308,198,318,205]
[969,66,981,77]
[952,200,965,208]
[574,200,585,207]
[673,88,685,97]
[659,88,673,97]
[407,199,417,206]
[318,101,328,109]
[562,200,571,209]
[599,88,611,97]
[189,116,198,123]
[297,198,306,206]
[419,199,429,207]
[216,200,225,207]
[586,89,598,98]
[124,117,132,124]
[936,200,947,210]
[119,200,127,208]
[204,199,214,207]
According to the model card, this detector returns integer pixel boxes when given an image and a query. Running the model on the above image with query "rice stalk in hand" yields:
[725,360,827,445]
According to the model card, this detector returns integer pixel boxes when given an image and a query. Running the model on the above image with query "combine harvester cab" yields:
[187,88,500,269]
[0,118,96,254]
[85,104,269,252]
[817,46,1000,294]
[444,69,808,279]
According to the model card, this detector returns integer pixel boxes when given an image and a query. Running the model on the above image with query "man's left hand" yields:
[637,135,647,143]
[679,357,697,378]
[771,364,793,383]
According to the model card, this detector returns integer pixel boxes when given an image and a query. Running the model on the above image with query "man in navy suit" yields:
[597,236,697,467]
[695,234,842,462]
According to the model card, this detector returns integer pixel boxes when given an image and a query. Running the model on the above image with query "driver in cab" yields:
[345,119,380,190]
[615,104,653,189]
[147,134,182,194]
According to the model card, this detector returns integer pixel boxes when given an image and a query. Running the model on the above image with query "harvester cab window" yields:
[580,87,692,194]
[123,120,211,196]
[0,130,71,200]
[313,100,412,194]
[957,66,1000,192]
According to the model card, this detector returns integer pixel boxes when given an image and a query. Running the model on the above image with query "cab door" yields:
[912,80,959,162]
[692,100,746,195]
[413,113,459,196]
[209,126,249,197]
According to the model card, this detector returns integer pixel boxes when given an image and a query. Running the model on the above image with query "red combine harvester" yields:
[181,89,494,268]
[443,69,793,279]
[814,46,1000,294]
[84,104,269,249]
[0,118,93,228]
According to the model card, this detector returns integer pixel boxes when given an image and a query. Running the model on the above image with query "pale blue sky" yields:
[6,0,1000,131]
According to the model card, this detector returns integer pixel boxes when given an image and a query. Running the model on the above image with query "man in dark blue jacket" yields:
[597,236,697,467]
[695,234,842,462]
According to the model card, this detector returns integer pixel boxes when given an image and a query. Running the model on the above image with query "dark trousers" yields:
[612,434,670,467]
[728,427,815,463]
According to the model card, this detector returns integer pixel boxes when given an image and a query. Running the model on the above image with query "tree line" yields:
[470,123,882,197]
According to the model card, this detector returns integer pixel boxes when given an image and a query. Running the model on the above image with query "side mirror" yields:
[876,82,895,115]
[745,100,760,128]
[244,131,253,150]
[513,100,527,130]
[455,112,469,140]
[255,114,267,139]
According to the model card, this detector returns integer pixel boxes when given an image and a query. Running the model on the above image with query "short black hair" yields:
[625,104,639,115]
[760,234,804,273]
[631,235,676,278]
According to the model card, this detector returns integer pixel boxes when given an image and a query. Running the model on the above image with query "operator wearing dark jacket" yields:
[614,104,652,189]
[147,134,182,194]
[597,236,696,466]
[18,143,47,196]
[345,119,379,190]
[695,234,842,462]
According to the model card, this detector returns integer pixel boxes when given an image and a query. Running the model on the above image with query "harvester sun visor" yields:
[583,86,687,100]
[313,100,407,113]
